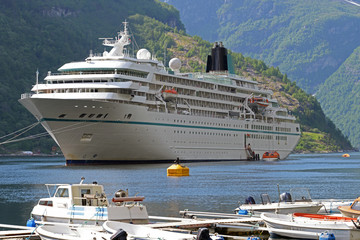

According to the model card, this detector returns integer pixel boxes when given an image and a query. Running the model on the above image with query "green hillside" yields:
[317,47,360,148]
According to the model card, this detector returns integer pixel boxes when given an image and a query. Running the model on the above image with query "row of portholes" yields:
[174,130,239,137]
[174,119,234,127]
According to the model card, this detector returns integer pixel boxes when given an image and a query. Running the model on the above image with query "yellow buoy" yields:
[342,153,350,157]
[167,164,189,177]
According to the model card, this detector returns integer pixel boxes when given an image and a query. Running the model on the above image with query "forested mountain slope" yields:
[317,47,360,148]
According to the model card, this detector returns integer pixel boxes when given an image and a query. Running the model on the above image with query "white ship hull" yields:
[20,97,300,164]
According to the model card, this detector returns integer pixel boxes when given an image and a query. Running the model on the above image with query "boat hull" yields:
[19,97,300,164]
[239,202,322,215]
[261,212,360,240]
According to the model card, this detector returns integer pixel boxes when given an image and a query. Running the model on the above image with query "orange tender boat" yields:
[263,151,280,161]
[338,197,360,218]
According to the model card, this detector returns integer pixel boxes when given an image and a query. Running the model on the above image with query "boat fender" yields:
[26,218,36,227]
[247,236,260,240]
[110,229,127,240]
[237,209,248,215]
[196,228,211,240]
[245,196,255,204]
[319,231,335,240]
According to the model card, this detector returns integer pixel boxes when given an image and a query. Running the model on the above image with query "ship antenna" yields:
[36,69,39,94]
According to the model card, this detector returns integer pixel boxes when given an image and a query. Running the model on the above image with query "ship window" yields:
[296,127,299,132]
[96,114,103,118]
[88,114,95,118]
[39,200,53,207]
[58,114,66,118]
[103,114,108,118]
[79,113,86,118]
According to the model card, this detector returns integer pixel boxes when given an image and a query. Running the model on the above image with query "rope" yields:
[0,122,39,140]
[0,121,99,145]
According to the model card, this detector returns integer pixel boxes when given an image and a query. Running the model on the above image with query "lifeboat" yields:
[249,97,269,108]
[263,151,280,161]
[162,89,178,101]
[342,153,350,157]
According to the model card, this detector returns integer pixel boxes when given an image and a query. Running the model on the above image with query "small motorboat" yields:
[261,212,360,239]
[339,197,360,218]
[316,199,353,214]
[30,177,149,225]
[235,188,323,215]
[262,151,280,161]
[103,221,224,240]
[36,224,112,240]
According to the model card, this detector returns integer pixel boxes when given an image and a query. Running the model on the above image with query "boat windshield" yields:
[352,201,360,210]
[55,188,69,198]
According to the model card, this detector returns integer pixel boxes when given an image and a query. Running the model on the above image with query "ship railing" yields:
[21,93,33,99]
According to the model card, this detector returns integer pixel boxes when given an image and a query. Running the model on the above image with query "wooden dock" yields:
[0,224,39,240]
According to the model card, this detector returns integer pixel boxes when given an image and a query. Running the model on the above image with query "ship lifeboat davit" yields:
[263,151,280,161]
[342,153,350,158]
[162,89,178,101]
[249,97,269,108]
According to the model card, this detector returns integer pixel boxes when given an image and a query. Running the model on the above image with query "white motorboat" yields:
[316,199,353,214]
[35,224,111,240]
[261,212,360,239]
[235,188,323,215]
[31,177,148,225]
[36,221,224,240]
[103,221,223,240]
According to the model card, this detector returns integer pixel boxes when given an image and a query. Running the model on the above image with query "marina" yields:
[1,152,360,239]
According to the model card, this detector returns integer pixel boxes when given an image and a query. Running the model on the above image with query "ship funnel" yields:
[206,42,228,72]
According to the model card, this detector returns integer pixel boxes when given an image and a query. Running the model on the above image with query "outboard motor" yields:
[196,228,211,240]
[280,192,292,202]
[319,231,335,240]
[245,196,256,204]
[110,229,127,240]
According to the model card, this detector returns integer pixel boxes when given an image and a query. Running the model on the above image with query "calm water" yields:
[1,152,360,228]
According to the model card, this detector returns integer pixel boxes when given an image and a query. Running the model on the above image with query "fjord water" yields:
[1,152,360,227]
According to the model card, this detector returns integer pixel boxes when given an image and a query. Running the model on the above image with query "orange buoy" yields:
[342,153,350,157]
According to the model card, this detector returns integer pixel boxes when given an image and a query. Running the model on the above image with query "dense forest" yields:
[0,0,353,154]
[317,47,360,148]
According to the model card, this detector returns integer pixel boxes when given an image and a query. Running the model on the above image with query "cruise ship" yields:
[19,22,300,165]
